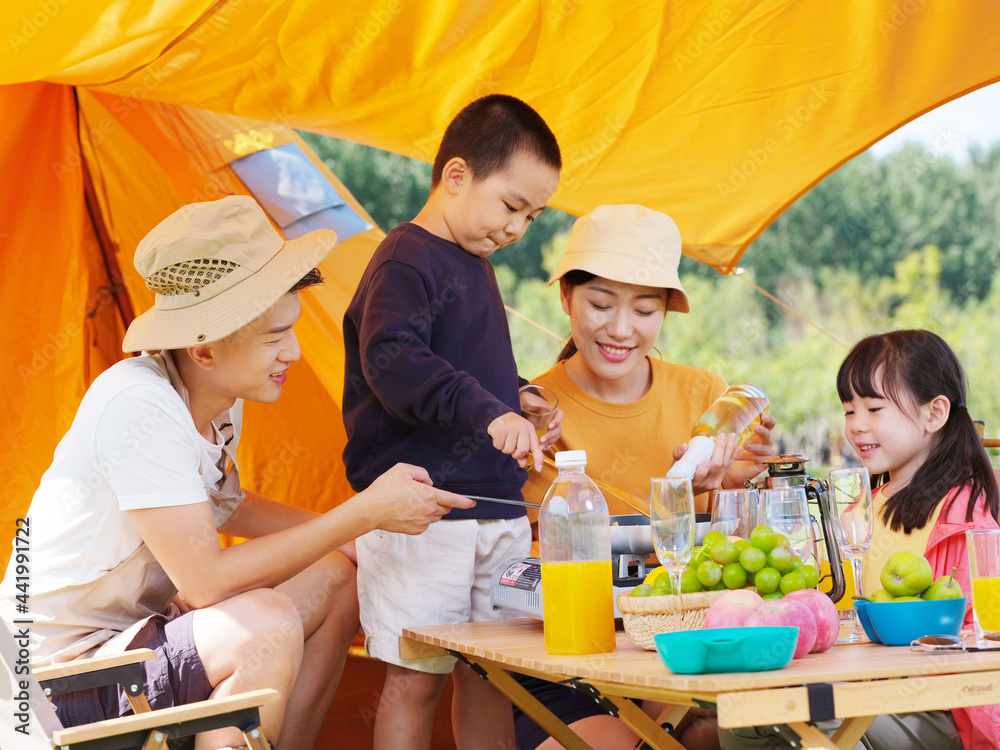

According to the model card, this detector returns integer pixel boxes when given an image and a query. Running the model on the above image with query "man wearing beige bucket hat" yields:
[514,204,776,750]
[0,195,473,749]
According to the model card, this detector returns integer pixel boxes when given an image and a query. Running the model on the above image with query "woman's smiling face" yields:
[561,275,668,396]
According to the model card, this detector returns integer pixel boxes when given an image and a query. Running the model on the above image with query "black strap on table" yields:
[805,682,836,722]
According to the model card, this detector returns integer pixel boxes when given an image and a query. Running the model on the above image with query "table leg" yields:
[598,694,686,750]
[830,715,876,748]
[657,703,691,733]
[465,660,594,750]
[787,722,839,749]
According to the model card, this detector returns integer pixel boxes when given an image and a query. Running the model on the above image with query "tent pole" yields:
[73,90,136,333]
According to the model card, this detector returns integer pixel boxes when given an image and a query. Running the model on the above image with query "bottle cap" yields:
[554,450,587,467]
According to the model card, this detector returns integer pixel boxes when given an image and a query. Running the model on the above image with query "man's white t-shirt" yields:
[0,354,242,662]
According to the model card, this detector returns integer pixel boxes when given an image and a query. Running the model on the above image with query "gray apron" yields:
[28,351,244,665]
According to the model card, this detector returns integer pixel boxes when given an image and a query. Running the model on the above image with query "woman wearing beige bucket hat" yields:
[513,204,776,750]
[0,195,474,749]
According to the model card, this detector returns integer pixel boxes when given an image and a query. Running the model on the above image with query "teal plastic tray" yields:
[653,627,798,674]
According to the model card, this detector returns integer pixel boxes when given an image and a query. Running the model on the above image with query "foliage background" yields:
[300,132,1000,468]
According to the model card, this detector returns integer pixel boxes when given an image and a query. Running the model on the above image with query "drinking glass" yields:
[828,467,873,644]
[650,476,696,632]
[759,487,816,565]
[711,487,759,539]
[967,529,1000,645]
[519,384,559,468]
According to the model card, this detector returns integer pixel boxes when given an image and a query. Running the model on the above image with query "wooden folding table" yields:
[401,618,1000,750]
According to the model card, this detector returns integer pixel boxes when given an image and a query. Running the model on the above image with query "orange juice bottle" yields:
[539,450,616,655]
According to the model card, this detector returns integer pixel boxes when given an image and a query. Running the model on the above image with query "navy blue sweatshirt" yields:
[342,223,527,519]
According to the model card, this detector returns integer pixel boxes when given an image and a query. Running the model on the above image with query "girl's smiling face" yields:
[560,276,667,401]
[842,371,944,491]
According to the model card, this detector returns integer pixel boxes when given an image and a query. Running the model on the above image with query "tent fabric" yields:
[2,1,1000,571]
[4,1,1000,270]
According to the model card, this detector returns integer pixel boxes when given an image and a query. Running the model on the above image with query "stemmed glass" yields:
[711,488,759,539]
[759,488,816,565]
[650,476,696,632]
[828,467,874,643]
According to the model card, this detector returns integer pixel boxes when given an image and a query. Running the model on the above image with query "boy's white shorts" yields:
[357,516,532,673]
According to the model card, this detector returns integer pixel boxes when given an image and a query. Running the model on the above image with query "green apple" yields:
[710,538,740,565]
[762,591,784,600]
[702,530,727,548]
[799,564,820,589]
[696,560,723,587]
[775,533,790,547]
[722,562,748,589]
[923,574,964,601]
[750,525,777,554]
[779,571,807,595]
[734,539,752,552]
[880,550,934,597]
[869,588,895,603]
[687,545,710,569]
[766,545,796,574]
[631,584,654,597]
[680,568,704,593]
[739,546,767,574]
[754,566,781,594]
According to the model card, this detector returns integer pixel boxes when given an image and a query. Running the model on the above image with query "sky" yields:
[865,81,1000,162]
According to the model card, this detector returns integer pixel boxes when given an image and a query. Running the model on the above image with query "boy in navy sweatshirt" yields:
[342,94,562,748]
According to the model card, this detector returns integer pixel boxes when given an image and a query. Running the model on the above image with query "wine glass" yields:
[650,476,696,632]
[759,487,816,565]
[828,467,873,643]
[711,487,759,539]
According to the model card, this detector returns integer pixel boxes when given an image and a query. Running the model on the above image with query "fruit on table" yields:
[754,566,781,594]
[709,538,740,565]
[880,550,934,597]
[722,562,747,590]
[749,525,777,554]
[784,588,841,653]
[779,571,807,595]
[696,560,723,587]
[766,545,796,574]
[923,572,965,601]
[799,564,820,589]
[739,546,767,573]
[868,588,895,603]
[703,588,764,629]
[702,530,727,548]
[744,597,818,658]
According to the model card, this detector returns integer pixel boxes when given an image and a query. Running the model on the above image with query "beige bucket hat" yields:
[548,204,689,313]
[122,195,336,352]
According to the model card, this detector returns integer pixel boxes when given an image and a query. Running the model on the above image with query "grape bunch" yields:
[632,525,819,600]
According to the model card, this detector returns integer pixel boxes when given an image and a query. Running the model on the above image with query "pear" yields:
[922,566,964,601]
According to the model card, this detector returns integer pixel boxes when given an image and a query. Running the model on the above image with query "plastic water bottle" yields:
[667,383,770,478]
[539,450,616,655]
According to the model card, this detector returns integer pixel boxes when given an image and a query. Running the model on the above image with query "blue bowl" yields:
[854,597,967,646]
[653,627,797,674]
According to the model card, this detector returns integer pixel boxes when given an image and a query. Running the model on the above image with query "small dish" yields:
[854,597,966,646]
[653,626,797,674]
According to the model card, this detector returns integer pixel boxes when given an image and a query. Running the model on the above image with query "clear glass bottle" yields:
[666,383,770,478]
[539,450,616,655]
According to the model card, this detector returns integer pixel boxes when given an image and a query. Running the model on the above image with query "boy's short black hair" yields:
[430,94,562,188]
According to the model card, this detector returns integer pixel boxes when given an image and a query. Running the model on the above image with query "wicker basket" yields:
[617,588,732,650]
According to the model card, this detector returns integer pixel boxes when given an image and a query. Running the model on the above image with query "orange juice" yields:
[972,577,1000,631]
[541,559,616,655]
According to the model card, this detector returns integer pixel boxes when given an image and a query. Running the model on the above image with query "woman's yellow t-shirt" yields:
[522,357,727,519]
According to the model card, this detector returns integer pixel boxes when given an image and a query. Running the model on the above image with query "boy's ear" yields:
[924,395,951,434]
[440,157,470,195]
[184,343,218,371]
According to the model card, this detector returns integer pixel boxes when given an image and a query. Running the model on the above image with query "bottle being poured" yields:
[666,383,770,478]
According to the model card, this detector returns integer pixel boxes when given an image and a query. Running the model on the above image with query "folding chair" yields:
[1,621,279,749]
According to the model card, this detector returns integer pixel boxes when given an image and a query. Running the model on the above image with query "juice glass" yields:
[967,529,1000,644]
[519,384,559,468]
